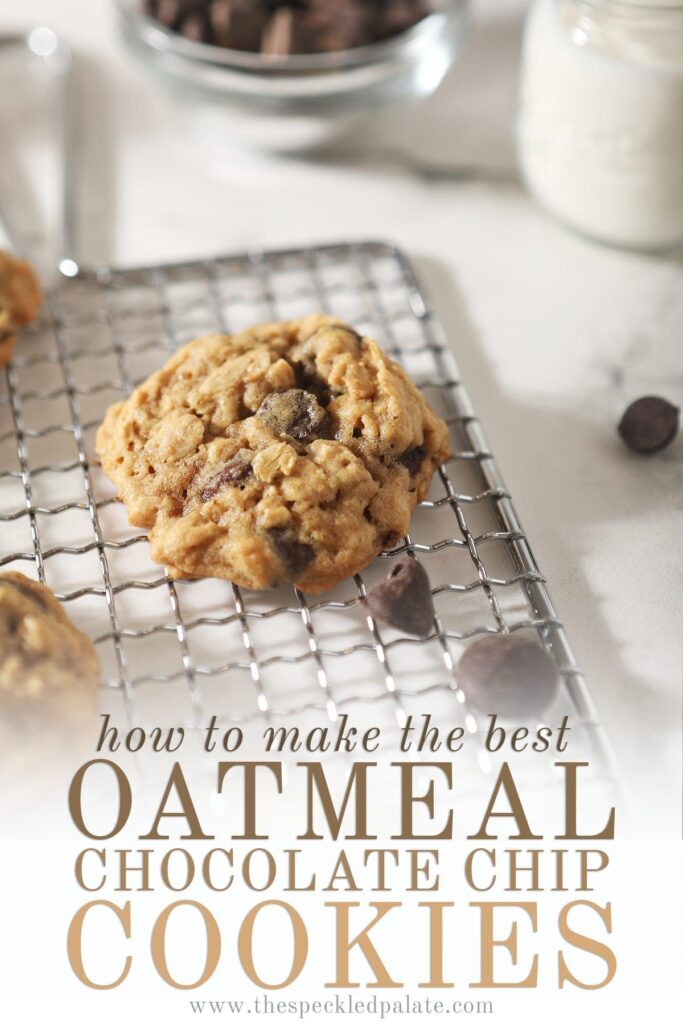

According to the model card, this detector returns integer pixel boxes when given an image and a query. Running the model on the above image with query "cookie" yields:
[0,572,100,743]
[0,251,42,368]
[96,315,450,593]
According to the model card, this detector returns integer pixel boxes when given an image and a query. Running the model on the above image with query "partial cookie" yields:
[0,572,100,745]
[96,315,451,593]
[0,251,42,368]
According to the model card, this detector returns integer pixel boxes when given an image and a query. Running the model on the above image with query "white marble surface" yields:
[1,0,681,829]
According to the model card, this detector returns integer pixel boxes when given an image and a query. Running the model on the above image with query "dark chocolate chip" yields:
[365,557,434,637]
[399,445,426,476]
[147,0,431,52]
[201,455,253,500]
[293,361,334,408]
[457,635,560,718]
[180,9,213,41]
[257,388,327,441]
[261,7,307,55]
[618,396,680,455]
[268,527,315,579]
[302,8,374,52]
[150,0,203,32]
[209,0,269,50]
[261,5,373,55]
[377,0,429,41]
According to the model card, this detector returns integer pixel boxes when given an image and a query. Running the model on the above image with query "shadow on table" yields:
[322,8,525,183]
[414,253,679,795]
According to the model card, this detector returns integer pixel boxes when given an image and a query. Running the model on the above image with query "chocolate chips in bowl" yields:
[145,1,432,56]
[116,0,470,152]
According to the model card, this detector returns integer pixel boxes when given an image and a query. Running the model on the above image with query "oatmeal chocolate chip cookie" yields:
[0,572,100,742]
[96,315,451,593]
[0,252,42,368]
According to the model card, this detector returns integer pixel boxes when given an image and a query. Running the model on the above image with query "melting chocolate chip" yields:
[618,396,680,455]
[457,635,560,718]
[201,455,253,500]
[293,361,334,407]
[268,527,315,579]
[257,389,327,441]
[365,557,434,637]
[399,445,426,476]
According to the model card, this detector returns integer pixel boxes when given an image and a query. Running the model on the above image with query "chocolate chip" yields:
[618,396,679,454]
[146,0,431,52]
[149,0,202,32]
[268,527,315,579]
[378,0,429,40]
[201,455,253,500]
[180,9,212,41]
[457,635,560,718]
[261,8,307,55]
[209,0,269,50]
[365,557,434,637]
[257,389,327,441]
[304,8,374,52]
[399,445,426,476]
[292,361,334,407]
[261,4,376,55]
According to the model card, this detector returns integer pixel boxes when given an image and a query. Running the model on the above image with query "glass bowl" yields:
[116,0,471,153]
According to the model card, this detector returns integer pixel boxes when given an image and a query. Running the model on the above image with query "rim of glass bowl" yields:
[115,0,466,77]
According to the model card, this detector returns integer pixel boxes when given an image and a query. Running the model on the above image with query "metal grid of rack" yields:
[0,241,615,783]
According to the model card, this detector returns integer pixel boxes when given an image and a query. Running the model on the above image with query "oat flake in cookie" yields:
[96,315,451,593]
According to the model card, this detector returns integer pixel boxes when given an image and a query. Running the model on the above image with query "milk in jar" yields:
[517,0,683,250]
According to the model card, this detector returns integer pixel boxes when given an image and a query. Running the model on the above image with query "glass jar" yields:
[517,0,683,250]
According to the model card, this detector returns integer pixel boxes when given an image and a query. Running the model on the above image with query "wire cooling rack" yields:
[0,241,617,790]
